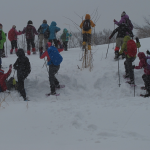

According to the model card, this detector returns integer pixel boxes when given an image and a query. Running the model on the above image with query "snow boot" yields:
[32,48,36,54]
[10,49,13,54]
[123,74,129,79]
[27,50,31,55]
[141,86,146,90]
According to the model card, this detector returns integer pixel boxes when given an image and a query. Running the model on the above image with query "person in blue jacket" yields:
[40,42,63,95]
[48,21,61,48]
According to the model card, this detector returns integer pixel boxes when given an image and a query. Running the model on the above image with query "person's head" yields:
[85,14,91,20]
[16,48,25,57]
[121,11,126,17]
[12,25,16,29]
[0,23,3,30]
[27,20,33,25]
[46,42,52,49]
[43,20,47,24]
[138,52,146,60]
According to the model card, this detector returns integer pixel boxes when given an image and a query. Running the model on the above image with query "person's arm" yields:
[1,65,12,81]
[13,59,19,70]
[33,27,38,35]
[79,21,84,29]
[119,40,127,55]
[21,27,26,34]
[1,32,6,44]
[56,27,61,32]
[135,59,146,69]
[109,28,118,39]
[90,20,96,27]
[15,29,22,35]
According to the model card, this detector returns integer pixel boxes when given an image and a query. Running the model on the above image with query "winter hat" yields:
[85,14,91,20]
[43,20,47,23]
[12,25,16,28]
[28,20,33,25]
[138,52,146,60]
[121,11,126,17]
[147,59,150,65]
[16,48,25,57]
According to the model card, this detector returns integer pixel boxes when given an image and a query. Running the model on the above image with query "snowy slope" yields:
[0,38,150,150]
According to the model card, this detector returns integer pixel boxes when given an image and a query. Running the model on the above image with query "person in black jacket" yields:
[109,23,133,59]
[13,49,31,101]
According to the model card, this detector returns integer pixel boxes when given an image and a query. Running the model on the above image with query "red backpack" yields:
[125,40,137,57]
[8,28,16,41]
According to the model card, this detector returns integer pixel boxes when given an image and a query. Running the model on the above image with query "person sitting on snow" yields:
[40,42,63,95]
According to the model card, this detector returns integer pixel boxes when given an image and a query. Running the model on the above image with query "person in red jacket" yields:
[0,64,12,92]
[133,52,150,97]
[8,25,22,54]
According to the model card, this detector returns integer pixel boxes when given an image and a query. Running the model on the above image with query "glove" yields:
[132,65,135,69]
[114,19,117,22]
[146,50,150,55]
[135,37,139,43]
[9,64,12,69]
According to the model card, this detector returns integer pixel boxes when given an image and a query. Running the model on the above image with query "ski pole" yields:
[105,40,110,59]
[5,33,7,57]
[13,70,16,78]
[112,23,115,50]
[118,56,121,87]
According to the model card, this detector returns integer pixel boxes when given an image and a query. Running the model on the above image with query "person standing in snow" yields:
[109,23,133,59]
[114,11,133,31]
[22,20,38,55]
[13,49,31,101]
[119,36,141,85]
[40,42,63,95]
[48,21,61,48]
[38,20,49,55]
[133,52,150,97]
[80,14,95,50]
[8,25,22,54]
[60,28,72,51]
[0,23,6,68]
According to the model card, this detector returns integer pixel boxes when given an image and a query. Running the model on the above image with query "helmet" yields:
[43,20,47,23]
[28,20,33,25]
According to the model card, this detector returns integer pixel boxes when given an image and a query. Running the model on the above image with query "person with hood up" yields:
[22,20,38,55]
[0,64,12,92]
[114,11,133,31]
[48,21,61,48]
[40,42,63,95]
[38,20,49,55]
[119,36,141,85]
[8,25,22,54]
[13,49,31,101]
[0,23,6,68]
[60,28,72,51]
[109,23,134,59]
[80,14,95,50]
[133,52,150,97]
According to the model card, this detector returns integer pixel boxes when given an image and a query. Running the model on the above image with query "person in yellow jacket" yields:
[80,14,95,50]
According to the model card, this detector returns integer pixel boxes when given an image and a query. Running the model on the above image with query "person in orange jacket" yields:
[80,14,95,50]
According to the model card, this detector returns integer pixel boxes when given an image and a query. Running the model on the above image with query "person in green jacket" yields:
[119,35,141,84]
[0,24,6,68]
[60,28,71,51]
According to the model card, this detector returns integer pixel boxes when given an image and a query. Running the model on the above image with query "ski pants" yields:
[124,56,136,81]
[26,39,35,50]
[39,34,48,51]
[63,41,68,51]
[115,38,124,50]
[49,64,60,92]
[11,40,18,49]
[49,39,58,48]
[0,49,3,66]
[83,33,91,45]
[17,77,26,99]
[142,74,150,93]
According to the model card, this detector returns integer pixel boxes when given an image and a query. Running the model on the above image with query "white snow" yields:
[0,38,150,150]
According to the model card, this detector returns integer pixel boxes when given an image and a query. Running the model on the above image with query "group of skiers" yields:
[0,12,150,100]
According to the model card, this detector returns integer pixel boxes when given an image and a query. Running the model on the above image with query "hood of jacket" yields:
[123,35,131,43]
[122,14,129,20]
[85,14,91,20]
[63,28,68,33]
[138,52,146,60]
[16,48,25,58]
[50,21,57,27]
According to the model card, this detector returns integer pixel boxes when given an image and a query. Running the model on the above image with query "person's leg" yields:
[114,38,121,59]
[39,34,44,50]
[53,39,58,48]
[0,49,3,67]
[44,38,48,51]
[31,39,36,53]
[10,41,14,54]
[14,40,18,53]
[82,34,87,49]
[87,34,91,50]
[124,58,129,78]
[18,77,26,100]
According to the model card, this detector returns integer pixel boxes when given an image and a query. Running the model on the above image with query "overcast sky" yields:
[0,0,150,35]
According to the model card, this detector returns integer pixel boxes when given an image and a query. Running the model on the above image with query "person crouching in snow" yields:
[119,36,141,85]
[13,49,31,100]
[133,52,150,97]
[40,42,63,95]
[80,14,95,50]
[0,64,13,92]
[60,28,72,51]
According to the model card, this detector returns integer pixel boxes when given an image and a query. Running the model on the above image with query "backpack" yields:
[125,19,134,31]
[125,40,137,57]
[83,20,91,31]
[8,28,16,41]
[44,27,50,39]
[26,25,33,39]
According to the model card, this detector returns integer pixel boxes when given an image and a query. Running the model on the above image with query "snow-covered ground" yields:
[0,38,150,150]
